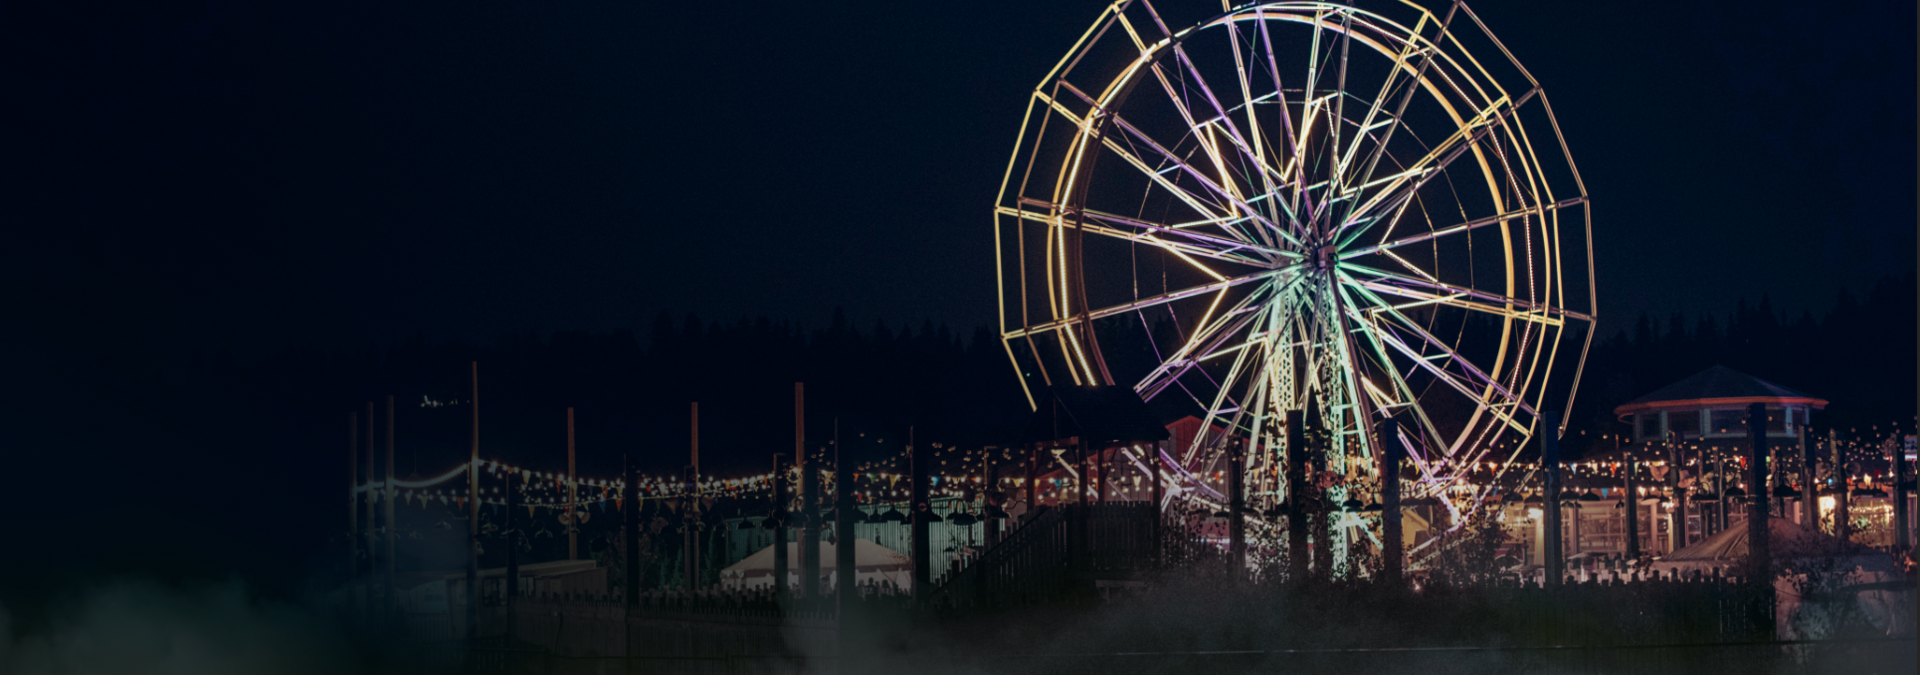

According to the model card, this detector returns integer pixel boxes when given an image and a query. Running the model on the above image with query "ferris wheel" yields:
[994,0,1595,513]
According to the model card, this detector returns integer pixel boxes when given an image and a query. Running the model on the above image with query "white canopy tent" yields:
[720,539,913,592]
[1654,516,1907,638]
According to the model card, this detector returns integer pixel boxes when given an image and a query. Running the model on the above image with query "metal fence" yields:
[930,502,1161,609]
[416,639,1912,675]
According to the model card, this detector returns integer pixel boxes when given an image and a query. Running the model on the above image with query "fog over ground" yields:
[0,579,380,675]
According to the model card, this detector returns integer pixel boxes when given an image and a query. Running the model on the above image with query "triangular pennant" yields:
[598,499,607,512]
[527,505,536,519]
[615,497,623,512]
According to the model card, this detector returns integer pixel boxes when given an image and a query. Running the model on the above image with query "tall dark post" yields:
[1025,444,1038,515]
[834,420,855,604]
[466,365,479,638]
[984,447,1002,546]
[773,453,789,598]
[1890,434,1909,549]
[384,395,396,617]
[1071,440,1089,579]
[1746,403,1771,580]
[797,384,817,599]
[1543,412,1562,586]
[801,449,821,601]
[1286,412,1309,583]
[1746,403,1773,637]
[1624,443,1641,560]
[1310,421,1332,577]
[622,455,638,606]
[1720,448,1735,533]
[1832,429,1849,541]
[1799,427,1816,528]
[1669,433,1689,550]
[506,469,519,599]
[365,401,377,620]
[567,408,578,561]
[1076,441,1090,506]
[688,402,701,590]
[683,465,698,590]
[1227,439,1245,576]
[910,430,930,602]
[835,436,855,673]
[1376,416,1403,586]
[347,412,359,618]
[1150,441,1164,569]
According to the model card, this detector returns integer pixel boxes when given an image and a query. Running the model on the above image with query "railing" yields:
[929,502,1159,609]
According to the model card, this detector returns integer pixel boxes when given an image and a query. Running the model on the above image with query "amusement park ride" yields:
[994,1,1596,537]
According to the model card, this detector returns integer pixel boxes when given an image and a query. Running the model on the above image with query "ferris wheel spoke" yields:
[1154,29,1275,201]
[1338,4,1460,222]
[1340,263,1588,325]
[1354,310,1533,439]
[1341,87,1541,237]
[1139,301,1263,403]
[1342,279,1537,420]
[1005,265,1287,341]
[1343,196,1587,258]
[1250,9,1303,176]
[1074,203,1297,261]
[1131,56,1276,247]
[1193,307,1274,440]
[1325,9,1355,200]
[1222,19,1296,238]
[1035,88,1240,229]
[1101,119,1295,247]
[1332,283,1454,461]
[998,203,1275,265]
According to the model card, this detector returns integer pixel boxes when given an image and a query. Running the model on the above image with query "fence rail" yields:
[929,502,1160,609]
[414,638,1913,675]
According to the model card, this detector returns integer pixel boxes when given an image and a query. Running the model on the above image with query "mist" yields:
[0,579,381,675]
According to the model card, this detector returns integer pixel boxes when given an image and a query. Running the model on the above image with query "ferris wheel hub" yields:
[1313,244,1339,271]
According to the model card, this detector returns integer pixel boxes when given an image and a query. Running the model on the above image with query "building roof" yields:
[1613,365,1827,417]
[1022,385,1171,445]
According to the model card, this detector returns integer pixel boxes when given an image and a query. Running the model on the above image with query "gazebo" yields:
[1607,366,1829,552]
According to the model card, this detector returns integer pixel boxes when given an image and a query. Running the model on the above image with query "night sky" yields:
[4,0,1913,617]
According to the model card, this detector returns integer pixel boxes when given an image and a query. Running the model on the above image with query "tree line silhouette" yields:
[254,273,1912,484]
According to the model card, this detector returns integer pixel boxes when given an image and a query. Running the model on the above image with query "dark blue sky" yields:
[0,0,1913,626]
[9,0,1913,354]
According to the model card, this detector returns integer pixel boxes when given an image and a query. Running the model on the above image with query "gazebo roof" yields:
[1613,366,1826,417]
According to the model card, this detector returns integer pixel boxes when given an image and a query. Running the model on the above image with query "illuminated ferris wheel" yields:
[994,0,1595,512]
